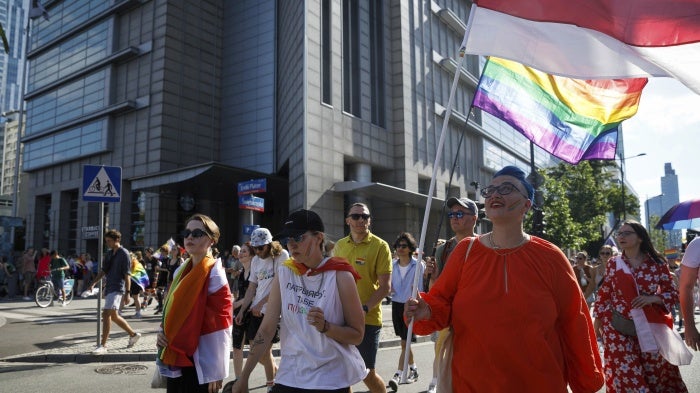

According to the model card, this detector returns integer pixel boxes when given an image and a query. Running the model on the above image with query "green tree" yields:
[532,160,641,255]
[1,24,8,53]
[647,214,668,252]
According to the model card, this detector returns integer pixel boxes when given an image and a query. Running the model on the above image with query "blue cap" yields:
[493,166,534,202]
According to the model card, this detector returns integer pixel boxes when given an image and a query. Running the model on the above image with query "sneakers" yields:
[408,367,419,382]
[127,332,142,348]
[22,296,31,300]
[427,381,437,393]
[133,311,143,319]
[92,345,107,354]
[389,372,400,392]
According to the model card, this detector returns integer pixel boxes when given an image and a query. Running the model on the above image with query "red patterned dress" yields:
[593,254,687,392]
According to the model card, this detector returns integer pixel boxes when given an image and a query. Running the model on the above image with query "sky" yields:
[622,78,700,226]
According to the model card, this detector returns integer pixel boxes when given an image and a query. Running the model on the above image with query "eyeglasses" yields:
[395,244,410,249]
[480,182,528,199]
[348,213,371,221]
[615,230,636,238]
[254,245,267,251]
[447,211,474,219]
[181,229,209,239]
[576,256,586,260]
[281,233,307,245]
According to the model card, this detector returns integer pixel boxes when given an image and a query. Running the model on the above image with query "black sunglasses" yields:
[348,213,371,221]
[395,244,410,249]
[280,233,307,246]
[254,245,267,251]
[181,228,209,239]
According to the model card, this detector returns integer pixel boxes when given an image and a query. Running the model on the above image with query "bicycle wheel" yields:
[63,279,75,305]
[35,284,53,308]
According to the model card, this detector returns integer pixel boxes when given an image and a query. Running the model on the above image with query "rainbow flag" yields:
[130,259,150,291]
[473,57,647,164]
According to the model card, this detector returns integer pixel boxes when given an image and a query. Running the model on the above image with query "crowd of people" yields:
[3,164,700,393]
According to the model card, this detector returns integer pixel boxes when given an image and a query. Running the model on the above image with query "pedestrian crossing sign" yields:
[82,165,122,202]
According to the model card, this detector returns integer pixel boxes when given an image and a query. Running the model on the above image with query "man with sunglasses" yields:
[334,202,392,393]
[423,197,478,393]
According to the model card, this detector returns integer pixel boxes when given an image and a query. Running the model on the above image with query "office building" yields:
[645,162,681,248]
[20,0,551,256]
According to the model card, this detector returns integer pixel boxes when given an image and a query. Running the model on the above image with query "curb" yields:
[2,334,433,364]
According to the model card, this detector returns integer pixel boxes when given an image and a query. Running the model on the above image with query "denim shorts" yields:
[356,324,381,369]
[103,291,123,310]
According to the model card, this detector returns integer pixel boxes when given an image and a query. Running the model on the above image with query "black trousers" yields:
[166,366,209,393]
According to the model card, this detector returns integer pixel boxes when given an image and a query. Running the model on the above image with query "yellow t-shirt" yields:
[334,231,392,326]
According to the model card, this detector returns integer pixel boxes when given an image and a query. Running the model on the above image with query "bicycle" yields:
[35,274,75,308]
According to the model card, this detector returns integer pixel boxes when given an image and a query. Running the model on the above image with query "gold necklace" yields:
[489,232,529,256]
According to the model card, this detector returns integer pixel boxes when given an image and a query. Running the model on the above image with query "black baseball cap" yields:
[275,209,325,239]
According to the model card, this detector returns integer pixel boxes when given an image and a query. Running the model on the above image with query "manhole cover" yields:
[95,364,149,375]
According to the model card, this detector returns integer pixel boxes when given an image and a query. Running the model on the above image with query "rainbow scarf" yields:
[159,255,216,365]
[283,257,361,281]
[474,57,647,164]
[130,260,150,291]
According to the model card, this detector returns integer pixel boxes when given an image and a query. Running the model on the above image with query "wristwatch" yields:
[362,305,369,313]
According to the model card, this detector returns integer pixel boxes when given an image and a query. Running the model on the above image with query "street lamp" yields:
[619,152,646,220]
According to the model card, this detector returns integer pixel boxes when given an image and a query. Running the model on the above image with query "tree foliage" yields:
[529,160,641,255]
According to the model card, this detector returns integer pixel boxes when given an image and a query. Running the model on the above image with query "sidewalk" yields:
[1,301,431,363]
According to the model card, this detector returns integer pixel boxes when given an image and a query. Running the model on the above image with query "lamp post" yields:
[619,152,646,220]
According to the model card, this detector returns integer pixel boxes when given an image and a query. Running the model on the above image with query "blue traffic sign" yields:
[238,178,267,195]
[239,195,264,212]
[82,165,122,202]
[243,224,260,235]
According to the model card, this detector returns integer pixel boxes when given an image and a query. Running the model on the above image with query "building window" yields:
[369,0,385,127]
[28,20,110,92]
[342,0,360,116]
[30,0,111,49]
[321,0,332,105]
[67,190,78,256]
[23,119,108,171]
[131,191,146,249]
[25,69,108,135]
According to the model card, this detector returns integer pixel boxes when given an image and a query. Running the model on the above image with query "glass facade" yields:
[30,0,110,49]
[23,119,107,171]
[28,20,110,92]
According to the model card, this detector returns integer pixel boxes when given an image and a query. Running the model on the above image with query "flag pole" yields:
[400,2,478,384]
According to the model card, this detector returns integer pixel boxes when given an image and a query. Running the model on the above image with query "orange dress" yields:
[414,236,603,393]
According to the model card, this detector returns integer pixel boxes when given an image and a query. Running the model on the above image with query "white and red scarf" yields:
[615,256,692,366]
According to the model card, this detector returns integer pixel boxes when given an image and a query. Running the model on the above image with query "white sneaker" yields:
[408,367,418,383]
[92,345,107,354]
[133,312,143,319]
[127,332,141,348]
[389,372,400,392]
[428,382,437,393]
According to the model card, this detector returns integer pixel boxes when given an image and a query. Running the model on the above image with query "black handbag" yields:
[611,309,637,336]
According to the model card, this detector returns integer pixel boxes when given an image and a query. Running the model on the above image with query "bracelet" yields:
[320,320,330,333]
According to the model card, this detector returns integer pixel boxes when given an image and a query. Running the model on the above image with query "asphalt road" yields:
[2,297,700,392]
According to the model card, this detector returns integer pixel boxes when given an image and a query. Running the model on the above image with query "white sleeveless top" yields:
[275,258,368,389]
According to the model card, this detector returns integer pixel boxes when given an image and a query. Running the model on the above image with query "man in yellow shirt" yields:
[334,202,392,393]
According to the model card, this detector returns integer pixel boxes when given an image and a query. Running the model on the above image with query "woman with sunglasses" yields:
[405,166,603,392]
[231,242,254,381]
[593,220,688,392]
[387,232,425,391]
[232,209,367,393]
[235,228,288,391]
[155,214,233,393]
